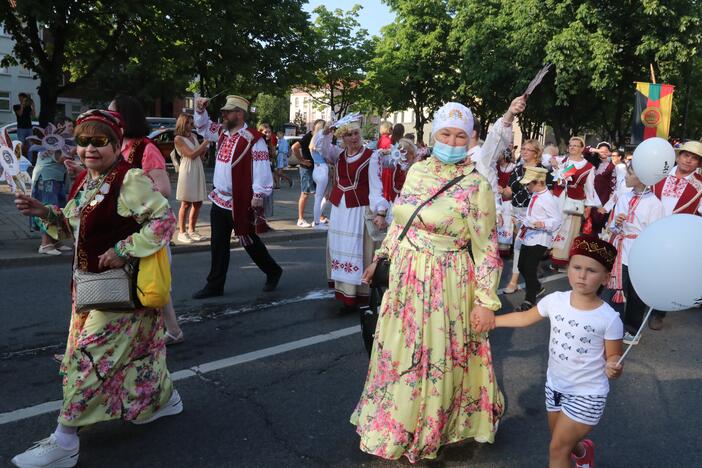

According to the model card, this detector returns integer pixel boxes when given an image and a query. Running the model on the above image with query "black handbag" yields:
[361,174,466,357]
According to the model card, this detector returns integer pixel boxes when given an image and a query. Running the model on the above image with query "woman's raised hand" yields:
[508,95,527,116]
[14,193,49,218]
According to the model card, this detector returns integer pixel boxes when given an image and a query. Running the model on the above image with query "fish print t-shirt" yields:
[537,291,623,396]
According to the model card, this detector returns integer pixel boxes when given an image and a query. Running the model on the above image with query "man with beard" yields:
[191,95,282,298]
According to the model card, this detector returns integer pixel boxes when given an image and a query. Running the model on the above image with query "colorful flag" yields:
[562,163,577,179]
[631,82,674,144]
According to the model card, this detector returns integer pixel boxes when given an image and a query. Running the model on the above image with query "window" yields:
[295,97,299,108]
[0,91,10,111]
[184,97,194,109]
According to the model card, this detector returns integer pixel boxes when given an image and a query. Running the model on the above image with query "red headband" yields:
[569,235,617,271]
[76,109,124,140]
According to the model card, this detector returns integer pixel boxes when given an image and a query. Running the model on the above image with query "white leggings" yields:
[512,206,527,274]
[312,163,329,224]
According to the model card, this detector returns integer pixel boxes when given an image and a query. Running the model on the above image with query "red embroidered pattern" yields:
[661,176,687,199]
[209,190,232,209]
[330,259,360,273]
[252,150,269,161]
[217,134,240,163]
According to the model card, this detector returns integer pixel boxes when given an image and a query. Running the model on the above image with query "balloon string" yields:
[617,306,653,365]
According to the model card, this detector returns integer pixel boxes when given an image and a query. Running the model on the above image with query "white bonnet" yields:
[431,102,474,139]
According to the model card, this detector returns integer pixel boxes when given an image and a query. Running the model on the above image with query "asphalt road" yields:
[1,238,700,467]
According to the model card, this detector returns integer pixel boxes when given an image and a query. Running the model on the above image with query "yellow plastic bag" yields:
[136,247,171,308]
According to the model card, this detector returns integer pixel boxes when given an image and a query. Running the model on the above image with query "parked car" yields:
[146,117,177,131]
[148,127,206,168]
[1,121,40,145]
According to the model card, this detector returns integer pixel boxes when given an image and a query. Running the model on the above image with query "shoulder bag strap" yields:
[398,174,465,241]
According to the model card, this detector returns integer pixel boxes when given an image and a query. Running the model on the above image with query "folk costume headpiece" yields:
[220,95,250,112]
[76,109,124,141]
[333,112,362,138]
[569,235,617,271]
[431,102,474,139]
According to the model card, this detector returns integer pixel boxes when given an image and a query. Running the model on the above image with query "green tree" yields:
[302,5,374,118]
[364,0,455,143]
[253,94,290,131]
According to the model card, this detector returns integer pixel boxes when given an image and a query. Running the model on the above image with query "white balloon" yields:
[628,214,702,311]
[631,137,676,185]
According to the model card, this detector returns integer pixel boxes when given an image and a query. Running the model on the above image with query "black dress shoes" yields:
[192,288,223,299]
[262,269,283,292]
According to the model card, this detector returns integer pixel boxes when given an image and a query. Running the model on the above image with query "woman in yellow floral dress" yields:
[12,110,180,468]
[352,97,526,462]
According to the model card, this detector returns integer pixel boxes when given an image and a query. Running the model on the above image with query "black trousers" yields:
[205,203,281,292]
[518,244,548,304]
[621,265,664,332]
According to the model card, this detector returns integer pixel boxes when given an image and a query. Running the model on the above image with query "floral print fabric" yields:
[351,157,504,462]
[40,168,175,426]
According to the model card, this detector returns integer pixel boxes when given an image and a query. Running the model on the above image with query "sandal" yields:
[165,330,185,346]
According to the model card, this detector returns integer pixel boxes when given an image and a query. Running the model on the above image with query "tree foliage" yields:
[253,94,290,132]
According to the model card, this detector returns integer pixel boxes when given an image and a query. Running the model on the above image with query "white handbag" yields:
[73,264,139,313]
[563,197,585,216]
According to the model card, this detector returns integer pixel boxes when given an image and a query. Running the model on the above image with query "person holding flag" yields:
[551,137,601,268]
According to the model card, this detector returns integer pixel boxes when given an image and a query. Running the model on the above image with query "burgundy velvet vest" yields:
[552,160,594,200]
[329,148,373,208]
[68,159,141,272]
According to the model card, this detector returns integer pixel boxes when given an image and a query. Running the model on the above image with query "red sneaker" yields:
[571,439,595,468]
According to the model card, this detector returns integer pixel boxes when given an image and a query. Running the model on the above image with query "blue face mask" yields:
[432,141,468,164]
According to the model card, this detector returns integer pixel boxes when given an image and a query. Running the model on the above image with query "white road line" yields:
[0,273,567,426]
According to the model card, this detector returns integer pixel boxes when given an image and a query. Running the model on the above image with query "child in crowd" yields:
[495,236,624,468]
[516,166,562,310]
[606,165,664,344]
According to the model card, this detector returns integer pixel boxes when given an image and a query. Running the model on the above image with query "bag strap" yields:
[398,174,465,241]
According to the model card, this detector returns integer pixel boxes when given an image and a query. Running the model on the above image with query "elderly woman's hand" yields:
[14,193,49,218]
[98,248,127,270]
[508,96,527,116]
[471,305,496,333]
[372,214,388,230]
[361,261,378,285]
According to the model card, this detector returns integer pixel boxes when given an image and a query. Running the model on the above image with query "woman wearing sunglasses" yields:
[12,110,181,468]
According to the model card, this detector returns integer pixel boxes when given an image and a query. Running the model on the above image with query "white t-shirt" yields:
[537,291,623,396]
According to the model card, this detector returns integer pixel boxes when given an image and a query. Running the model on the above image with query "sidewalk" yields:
[0,168,327,267]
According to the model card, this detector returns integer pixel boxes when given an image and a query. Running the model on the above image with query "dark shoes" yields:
[648,315,664,331]
[192,288,223,299]
[262,269,283,292]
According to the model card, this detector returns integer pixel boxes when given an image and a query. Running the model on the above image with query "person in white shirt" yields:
[605,165,664,344]
[495,236,624,468]
[191,95,282,299]
[515,166,562,310]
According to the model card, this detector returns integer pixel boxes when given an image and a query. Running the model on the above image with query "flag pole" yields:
[649,64,657,84]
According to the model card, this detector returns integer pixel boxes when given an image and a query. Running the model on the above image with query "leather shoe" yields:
[192,288,223,299]
[262,270,283,292]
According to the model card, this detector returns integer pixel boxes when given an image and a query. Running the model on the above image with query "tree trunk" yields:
[37,78,59,127]
[414,104,425,143]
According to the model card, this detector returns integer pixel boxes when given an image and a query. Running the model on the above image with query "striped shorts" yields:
[545,384,607,426]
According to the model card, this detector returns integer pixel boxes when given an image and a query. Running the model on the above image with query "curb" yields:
[0,229,327,269]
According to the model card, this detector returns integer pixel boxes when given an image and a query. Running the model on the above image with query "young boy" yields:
[516,166,562,310]
[496,236,624,468]
[606,165,664,344]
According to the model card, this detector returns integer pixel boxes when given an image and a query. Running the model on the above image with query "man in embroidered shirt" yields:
[192,95,282,299]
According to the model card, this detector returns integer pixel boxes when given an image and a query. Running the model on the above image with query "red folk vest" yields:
[381,166,407,202]
[329,148,373,208]
[217,127,266,236]
[594,161,615,205]
[552,160,594,200]
[653,172,702,215]
[68,160,141,273]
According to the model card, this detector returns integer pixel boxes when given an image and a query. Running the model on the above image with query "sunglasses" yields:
[76,135,111,147]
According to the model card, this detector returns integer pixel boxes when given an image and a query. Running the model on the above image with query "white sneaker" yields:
[623,332,640,345]
[296,219,312,228]
[131,389,183,425]
[38,245,62,256]
[177,232,193,244]
[188,231,206,242]
[11,435,79,468]
[53,244,73,252]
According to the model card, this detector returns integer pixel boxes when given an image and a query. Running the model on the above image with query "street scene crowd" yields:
[1,1,702,467]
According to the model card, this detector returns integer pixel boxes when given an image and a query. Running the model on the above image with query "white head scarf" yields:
[431,102,474,140]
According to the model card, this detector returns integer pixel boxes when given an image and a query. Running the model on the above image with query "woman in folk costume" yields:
[350,97,525,463]
[12,110,180,468]
[319,114,390,312]
[550,137,601,268]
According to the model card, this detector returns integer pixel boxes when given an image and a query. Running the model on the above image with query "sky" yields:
[303,0,395,36]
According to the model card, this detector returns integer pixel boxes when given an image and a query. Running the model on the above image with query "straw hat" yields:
[220,95,249,112]
[675,140,702,160]
[519,166,549,185]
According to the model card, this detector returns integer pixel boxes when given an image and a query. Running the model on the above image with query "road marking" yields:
[0,273,567,425]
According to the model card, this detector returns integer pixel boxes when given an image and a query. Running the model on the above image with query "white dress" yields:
[176,134,207,202]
